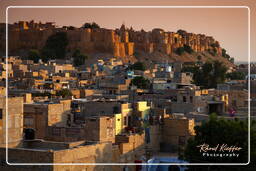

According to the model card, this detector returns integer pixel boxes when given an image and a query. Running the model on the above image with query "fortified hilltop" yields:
[0,20,233,66]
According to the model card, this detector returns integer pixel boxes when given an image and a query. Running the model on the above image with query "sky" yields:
[0,0,255,62]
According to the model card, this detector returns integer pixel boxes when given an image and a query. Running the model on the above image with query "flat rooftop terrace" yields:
[16,139,98,151]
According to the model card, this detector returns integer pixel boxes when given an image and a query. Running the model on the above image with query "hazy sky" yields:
[0,0,255,62]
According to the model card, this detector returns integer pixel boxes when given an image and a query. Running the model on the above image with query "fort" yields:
[1,20,223,59]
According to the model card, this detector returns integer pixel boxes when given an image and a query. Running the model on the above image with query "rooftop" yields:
[16,139,98,152]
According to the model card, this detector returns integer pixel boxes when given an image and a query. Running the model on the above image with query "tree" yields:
[230,57,235,63]
[82,22,100,29]
[196,55,203,66]
[41,32,68,61]
[175,47,185,55]
[131,76,150,89]
[177,29,187,35]
[56,89,72,98]
[129,62,146,71]
[91,22,100,29]
[208,48,217,56]
[67,26,75,30]
[72,49,88,67]
[184,44,193,54]
[222,48,227,57]
[222,48,232,61]
[226,71,246,80]
[27,49,40,63]
[182,114,254,170]
[197,55,202,61]
[175,45,193,55]
[177,29,187,37]
[182,61,227,88]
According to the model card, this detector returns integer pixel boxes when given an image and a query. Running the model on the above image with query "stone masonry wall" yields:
[2,22,223,58]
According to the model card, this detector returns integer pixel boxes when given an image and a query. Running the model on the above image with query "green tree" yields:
[67,26,75,30]
[208,48,217,56]
[196,55,203,66]
[41,32,68,61]
[91,22,100,29]
[27,49,40,63]
[182,61,227,88]
[175,45,193,55]
[184,44,193,54]
[226,71,246,80]
[131,76,150,89]
[129,62,146,71]
[72,49,88,67]
[175,47,185,55]
[222,48,232,60]
[210,42,220,48]
[177,29,187,35]
[230,57,235,63]
[182,114,255,170]
[197,55,202,61]
[82,22,100,29]
[222,48,227,57]
[56,89,72,98]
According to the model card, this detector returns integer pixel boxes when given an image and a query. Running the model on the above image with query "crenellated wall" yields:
[1,21,223,58]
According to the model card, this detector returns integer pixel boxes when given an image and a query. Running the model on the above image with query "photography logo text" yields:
[196,143,242,158]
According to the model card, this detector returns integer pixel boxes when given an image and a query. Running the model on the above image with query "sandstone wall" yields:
[0,97,23,148]
[3,22,223,58]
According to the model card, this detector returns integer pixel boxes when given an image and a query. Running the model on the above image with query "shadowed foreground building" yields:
[0,96,146,171]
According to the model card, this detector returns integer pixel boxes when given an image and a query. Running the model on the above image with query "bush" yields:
[27,49,40,63]
[184,44,193,54]
[131,76,150,89]
[82,22,100,29]
[175,47,185,55]
[183,60,227,88]
[183,114,250,164]
[41,32,68,61]
[129,62,146,71]
[175,44,193,55]
[72,49,88,67]
[226,71,245,80]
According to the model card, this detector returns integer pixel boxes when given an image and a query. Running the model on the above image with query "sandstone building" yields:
[1,21,223,59]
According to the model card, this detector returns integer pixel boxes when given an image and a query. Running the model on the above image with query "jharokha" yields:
[0,20,223,57]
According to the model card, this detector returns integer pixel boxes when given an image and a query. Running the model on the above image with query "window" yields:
[190,96,193,103]
[174,37,178,44]
[124,116,127,126]
[183,96,187,103]
[232,100,237,107]
[0,109,2,119]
